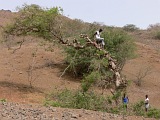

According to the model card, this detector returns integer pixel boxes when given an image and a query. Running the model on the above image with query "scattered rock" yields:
[0,101,155,120]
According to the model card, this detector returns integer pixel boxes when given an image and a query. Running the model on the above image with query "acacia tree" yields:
[4,4,63,41]
[3,4,135,93]
[103,29,136,72]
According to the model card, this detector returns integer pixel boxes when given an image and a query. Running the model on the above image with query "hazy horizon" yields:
[1,0,160,29]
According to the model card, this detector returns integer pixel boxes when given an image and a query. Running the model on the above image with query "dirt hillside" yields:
[0,10,160,119]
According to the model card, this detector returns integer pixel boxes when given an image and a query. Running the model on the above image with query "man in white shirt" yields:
[94,29,105,48]
[145,95,149,112]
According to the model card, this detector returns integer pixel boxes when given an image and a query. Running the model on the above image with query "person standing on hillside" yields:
[122,93,129,111]
[94,29,105,48]
[145,95,149,112]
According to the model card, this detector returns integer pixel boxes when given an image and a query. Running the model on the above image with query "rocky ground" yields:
[0,101,156,120]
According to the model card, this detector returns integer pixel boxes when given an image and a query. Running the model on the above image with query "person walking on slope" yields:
[94,29,105,48]
[145,95,149,112]
[122,93,129,111]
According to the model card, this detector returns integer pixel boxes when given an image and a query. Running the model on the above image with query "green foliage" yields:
[107,96,113,104]
[147,23,160,40]
[72,91,106,110]
[45,89,125,115]
[112,90,122,102]
[132,100,160,119]
[65,40,114,92]
[45,89,160,119]
[65,47,96,76]
[5,4,62,40]
[44,89,74,108]
[103,29,136,69]
[132,100,145,116]
[45,89,107,111]
[154,31,160,40]
[65,43,108,76]
[81,71,101,92]
[147,108,160,119]
[0,98,7,102]
[64,28,135,92]
[123,24,139,32]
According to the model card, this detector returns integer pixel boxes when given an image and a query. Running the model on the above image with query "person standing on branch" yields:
[94,29,105,48]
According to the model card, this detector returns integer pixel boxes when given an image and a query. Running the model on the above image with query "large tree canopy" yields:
[3,4,136,92]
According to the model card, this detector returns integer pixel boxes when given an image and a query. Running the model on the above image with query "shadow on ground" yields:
[0,81,44,93]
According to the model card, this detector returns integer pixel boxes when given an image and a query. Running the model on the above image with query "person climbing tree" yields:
[94,28,105,48]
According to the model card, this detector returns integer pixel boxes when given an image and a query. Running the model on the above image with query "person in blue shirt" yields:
[122,93,129,110]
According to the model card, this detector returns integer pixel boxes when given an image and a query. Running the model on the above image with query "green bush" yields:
[45,90,160,119]
[103,29,136,69]
[147,108,160,119]
[4,4,62,41]
[0,98,7,102]
[132,100,145,116]
[44,89,131,115]
[147,23,160,40]
[65,45,98,76]
[81,71,101,92]
[154,31,160,40]
[44,89,74,108]
[44,89,107,111]
[123,24,139,32]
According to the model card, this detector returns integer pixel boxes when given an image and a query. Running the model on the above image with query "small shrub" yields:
[148,23,160,31]
[147,23,160,40]
[0,99,7,102]
[72,91,106,111]
[154,31,160,40]
[147,108,160,119]
[123,24,139,32]
[132,100,145,116]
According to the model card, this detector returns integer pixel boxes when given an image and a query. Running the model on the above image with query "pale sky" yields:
[1,0,160,29]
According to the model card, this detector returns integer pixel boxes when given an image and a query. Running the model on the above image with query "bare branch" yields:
[12,37,25,54]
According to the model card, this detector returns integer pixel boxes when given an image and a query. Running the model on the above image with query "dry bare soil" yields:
[0,10,160,120]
